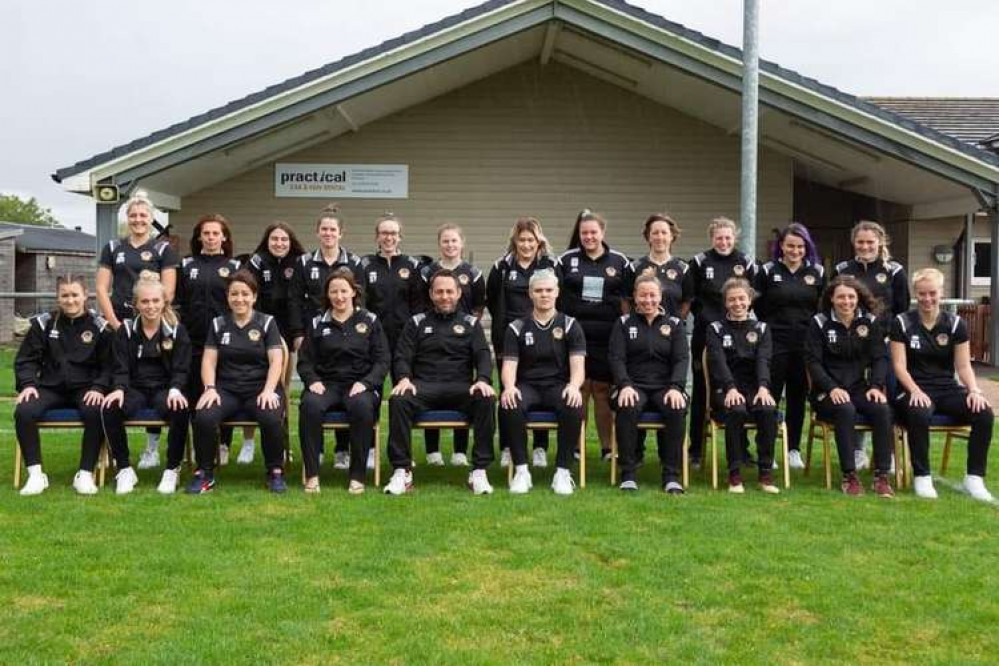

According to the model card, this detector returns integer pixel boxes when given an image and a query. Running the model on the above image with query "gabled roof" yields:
[53,0,999,191]
[0,223,96,255]
[865,97,999,149]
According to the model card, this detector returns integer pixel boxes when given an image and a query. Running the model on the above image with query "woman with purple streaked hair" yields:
[754,223,826,469]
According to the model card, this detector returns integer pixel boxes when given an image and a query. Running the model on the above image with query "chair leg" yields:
[98,444,108,488]
[940,432,952,477]
[903,430,912,489]
[804,423,814,476]
[610,421,617,486]
[892,427,904,489]
[14,440,22,489]
[822,424,832,491]
[507,429,515,485]
[781,423,790,489]
[374,423,381,488]
[579,424,586,489]
[711,424,719,491]
[682,434,689,490]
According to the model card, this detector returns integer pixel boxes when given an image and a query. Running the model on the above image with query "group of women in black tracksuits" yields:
[12,200,995,501]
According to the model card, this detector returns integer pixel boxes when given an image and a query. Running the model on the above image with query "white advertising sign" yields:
[275,163,408,199]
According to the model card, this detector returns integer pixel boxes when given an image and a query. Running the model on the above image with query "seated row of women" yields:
[13,265,993,501]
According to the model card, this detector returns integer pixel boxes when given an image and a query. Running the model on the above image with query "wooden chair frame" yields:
[609,416,689,489]
[13,418,111,489]
[702,349,791,490]
[898,422,971,489]
[303,415,382,487]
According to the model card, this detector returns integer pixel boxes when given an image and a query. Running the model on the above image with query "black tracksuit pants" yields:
[770,346,807,452]
[813,388,893,475]
[101,388,190,470]
[689,324,707,460]
[388,382,495,470]
[499,383,581,470]
[615,388,686,483]
[711,388,777,473]
[897,388,992,478]
[192,388,285,474]
[299,383,379,482]
[15,387,104,471]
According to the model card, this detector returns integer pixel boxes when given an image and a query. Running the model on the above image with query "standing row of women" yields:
[12,197,994,501]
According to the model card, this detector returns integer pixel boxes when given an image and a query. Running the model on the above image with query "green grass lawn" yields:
[1,343,998,663]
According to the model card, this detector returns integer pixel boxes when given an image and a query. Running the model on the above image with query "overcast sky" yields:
[3,0,996,233]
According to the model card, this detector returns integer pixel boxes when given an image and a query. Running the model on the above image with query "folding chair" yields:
[703,350,791,490]
[505,411,586,489]
[313,410,382,486]
[609,412,689,489]
[220,338,293,463]
[898,414,971,489]
[13,408,110,488]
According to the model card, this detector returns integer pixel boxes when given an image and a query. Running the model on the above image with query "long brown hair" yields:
[820,275,883,317]
[190,213,234,257]
[566,209,606,250]
[253,221,305,258]
[320,267,363,310]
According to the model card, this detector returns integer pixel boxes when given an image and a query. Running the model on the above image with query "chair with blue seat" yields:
[609,411,689,489]
[703,350,791,491]
[505,411,587,489]
[898,413,971,489]
[12,408,111,489]
[319,410,382,486]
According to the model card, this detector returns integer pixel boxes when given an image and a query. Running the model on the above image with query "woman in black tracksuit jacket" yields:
[753,223,825,469]
[298,269,390,494]
[609,275,689,494]
[804,275,894,497]
[706,277,778,494]
[14,275,113,496]
[689,218,757,466]
[102,278,192,495]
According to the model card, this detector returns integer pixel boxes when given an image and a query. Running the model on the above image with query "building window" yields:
[972,239,992,286]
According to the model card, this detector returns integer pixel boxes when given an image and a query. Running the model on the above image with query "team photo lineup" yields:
[13,194,994,501]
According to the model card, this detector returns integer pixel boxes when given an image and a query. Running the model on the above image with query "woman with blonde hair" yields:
[102,277,193,494]
[890,268,993,501]
[488,216,560,468]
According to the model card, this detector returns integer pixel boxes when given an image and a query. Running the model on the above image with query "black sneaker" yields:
[267,470,287,494]
[185,470,215,494]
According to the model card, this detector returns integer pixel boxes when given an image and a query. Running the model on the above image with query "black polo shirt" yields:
[205,311,283,395]
[624,255,693,319]
[834,258,909,316]
[754,259,825,349]
[297,308,390,390]
[691,249,757,329]
[557,245,631,349]
[99,237,179,317]
[890,310,968,393]
[608,311,689,392]
[502,312,585,386]
[804,310,886,394]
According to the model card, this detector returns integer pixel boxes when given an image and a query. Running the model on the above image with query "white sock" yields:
[243,438,255,447]
[145,433,160,452]
[27,464,43,476]
[515,464,529,474]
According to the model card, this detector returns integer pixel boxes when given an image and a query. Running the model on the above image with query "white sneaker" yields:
[20,467,48,496]
[137,449,160,470]
[115,467,138,495]
[963,475,995,502]
[509,466,532,494]
[333,451,350,470]
[73,470,99,495]
[913,475,938,499]
[218,444,230,466]
[552,468,575,495]
[384,468,413,495]
[450,452,469,467]
[426,451,445,466]
[888,455,896,476]
[468,469,493,495]
[532,448,548,468]
[619,479,638,491]
[854,448,870,471]
[788,449,805,470]
[499,448,511,468]
[237,439,255,465]
[366,448,376,470]
[157,468,179,495]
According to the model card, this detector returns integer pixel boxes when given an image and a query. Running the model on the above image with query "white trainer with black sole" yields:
[468,469,493,495]
[384,468,413,495]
